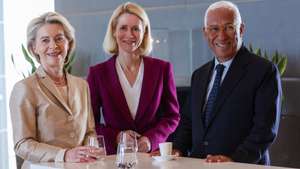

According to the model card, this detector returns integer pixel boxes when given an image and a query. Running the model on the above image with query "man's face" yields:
[203,7,244,62]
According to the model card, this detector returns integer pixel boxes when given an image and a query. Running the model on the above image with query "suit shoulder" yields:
[11,74,38,102]
[247,52,275,71]
[192,61,211,77]
[13,74,37,91]
[68,74,89,88]
[144,56,169,64]
[68,74,85,82]
[88,57,114,73]
[143,56,171,68]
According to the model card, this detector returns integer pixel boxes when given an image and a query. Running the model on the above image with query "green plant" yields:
[11,44,75,78]
[64,50,76,73]
[248,44,288,76]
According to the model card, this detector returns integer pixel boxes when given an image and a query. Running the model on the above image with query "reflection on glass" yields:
[88,135,106,160]
[116,132,138,169]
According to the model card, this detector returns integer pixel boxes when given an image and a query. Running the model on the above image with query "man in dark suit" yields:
[174,0,282,165]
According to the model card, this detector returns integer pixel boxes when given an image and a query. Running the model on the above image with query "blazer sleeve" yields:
[87,67,120,153]
[9,82,66,162]
[143,62,180,151]
[230,64,282,163]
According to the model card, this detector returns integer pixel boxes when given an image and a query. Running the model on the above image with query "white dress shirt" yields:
[116,58,144,120]
[205,57,234,103]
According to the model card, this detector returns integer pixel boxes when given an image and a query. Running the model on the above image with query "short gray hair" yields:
[204,1,242,27]
[27,11,75,65]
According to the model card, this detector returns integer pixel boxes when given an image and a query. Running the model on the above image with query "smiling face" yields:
[33,23,69,70]
[114,13,144,55]
[203,7,244,62]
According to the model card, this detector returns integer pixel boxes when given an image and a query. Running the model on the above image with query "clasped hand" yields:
[64,146,105,162]
[205,154,233,163]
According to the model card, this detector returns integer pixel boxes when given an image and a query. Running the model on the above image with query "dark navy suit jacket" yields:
[174,46,282,165]
[87,56,180,154]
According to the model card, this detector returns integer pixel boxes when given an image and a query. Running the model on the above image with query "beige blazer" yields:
[9,66,96,169]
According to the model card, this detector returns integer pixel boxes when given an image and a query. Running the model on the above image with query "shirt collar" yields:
[214,56,234,70]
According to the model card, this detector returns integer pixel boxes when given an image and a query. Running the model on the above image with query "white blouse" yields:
[116,58,144,119]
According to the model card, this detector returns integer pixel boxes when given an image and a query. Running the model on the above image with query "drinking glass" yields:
[88,135,106,160]
[116,132,138,169]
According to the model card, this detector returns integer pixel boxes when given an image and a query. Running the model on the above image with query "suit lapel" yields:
[66,73,78,115]
[206,47,250,129]
[135,57,160,122]
[104,56,135,126]
[36,66,73,115]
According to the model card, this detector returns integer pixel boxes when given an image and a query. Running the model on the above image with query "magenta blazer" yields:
[87,56,180,154]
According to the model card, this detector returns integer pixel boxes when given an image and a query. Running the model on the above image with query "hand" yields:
[116,130,141,143]
[150,148,181,157]
[205,154,233,163]
[86,146,106,159]
[64,146,97,163]
[137,136,151,152]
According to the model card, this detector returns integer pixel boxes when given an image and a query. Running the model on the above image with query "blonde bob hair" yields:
[103,2,153,56]
[27,11,75,65]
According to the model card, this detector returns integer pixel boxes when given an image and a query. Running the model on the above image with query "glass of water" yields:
[88,135,106,160]
[116,132,138,169]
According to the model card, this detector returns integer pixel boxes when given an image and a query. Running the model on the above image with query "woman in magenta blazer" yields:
[87,2,180,155]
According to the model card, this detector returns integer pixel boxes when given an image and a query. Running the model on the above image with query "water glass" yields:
[88,135,106,160]
[116,132,138,169]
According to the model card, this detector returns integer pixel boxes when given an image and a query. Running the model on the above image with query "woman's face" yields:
[114,13,144,55]
[33,23,69,70]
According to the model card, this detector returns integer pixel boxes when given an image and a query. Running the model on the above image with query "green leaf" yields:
[11,54,15,65]
[31,65,37,74]
[272,50,279,64]
[255,48,262,56]
[21,72,26,79]
[21,44,37,74]
[263,50,268,60]
[64,52,76,73]
[11,54,20,75]
[277,56,288,76]
[248,43,253,52]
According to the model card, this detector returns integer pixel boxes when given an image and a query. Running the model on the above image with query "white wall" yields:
[3,0,54,168]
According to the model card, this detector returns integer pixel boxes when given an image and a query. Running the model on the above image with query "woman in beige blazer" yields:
[9,12,103,169]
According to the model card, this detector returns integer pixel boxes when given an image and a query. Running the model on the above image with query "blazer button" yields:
[203,141,209,146]
[70,132,75,138]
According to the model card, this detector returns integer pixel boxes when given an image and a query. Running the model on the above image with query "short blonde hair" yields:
[103,2,152,56]
[27,11,75,65]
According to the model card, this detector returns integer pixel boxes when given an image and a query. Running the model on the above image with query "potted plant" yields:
[248,44,287,76]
